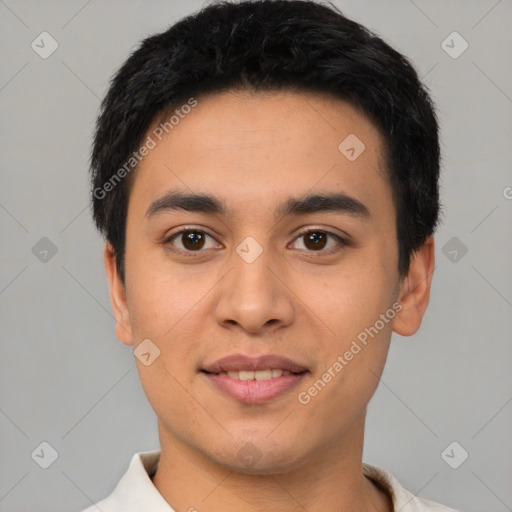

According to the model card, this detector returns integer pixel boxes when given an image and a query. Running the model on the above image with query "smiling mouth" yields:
[200,354,309,403]
[202,368,304,380]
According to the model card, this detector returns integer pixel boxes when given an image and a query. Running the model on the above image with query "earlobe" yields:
[103,242,133,346]
[392,236,435,337]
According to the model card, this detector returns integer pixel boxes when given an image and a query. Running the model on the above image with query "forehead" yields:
[128,90,392,221]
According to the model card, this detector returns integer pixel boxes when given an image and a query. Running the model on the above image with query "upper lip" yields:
[202,354,309,374]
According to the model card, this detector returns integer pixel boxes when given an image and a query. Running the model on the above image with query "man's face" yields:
[112,90,406,472]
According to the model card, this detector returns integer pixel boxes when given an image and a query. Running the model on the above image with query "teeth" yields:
[217,369,293,380]
[255,369,272,380]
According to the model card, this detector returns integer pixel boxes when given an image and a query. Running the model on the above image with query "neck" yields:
[151,411,392,512]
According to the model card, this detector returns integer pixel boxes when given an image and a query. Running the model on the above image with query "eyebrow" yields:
[145,190,371,220]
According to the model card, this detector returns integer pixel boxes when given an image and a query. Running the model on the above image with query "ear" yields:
[393,236,435,337]
[104,241,133,346]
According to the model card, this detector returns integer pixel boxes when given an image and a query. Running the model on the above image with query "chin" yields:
[207,439,308,475]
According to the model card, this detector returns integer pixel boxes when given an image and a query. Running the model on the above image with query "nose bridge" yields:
[230,234,277,303]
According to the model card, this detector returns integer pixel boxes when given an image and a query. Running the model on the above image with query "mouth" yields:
[203,368,297,380]
[201,354,309,404]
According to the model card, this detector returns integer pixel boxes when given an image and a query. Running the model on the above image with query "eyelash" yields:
[162,227,348,257]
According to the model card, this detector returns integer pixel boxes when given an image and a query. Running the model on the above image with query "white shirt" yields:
[81,450,460,512]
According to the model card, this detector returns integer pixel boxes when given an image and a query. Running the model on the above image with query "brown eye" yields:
[291,230,346,254]
[303,232,328,250]
[181,231,206,250]
[165,229,220,254]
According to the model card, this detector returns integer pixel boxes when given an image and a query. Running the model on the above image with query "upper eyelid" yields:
[165,227,219,244]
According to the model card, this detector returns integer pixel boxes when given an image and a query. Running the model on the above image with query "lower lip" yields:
[202,372,307,404]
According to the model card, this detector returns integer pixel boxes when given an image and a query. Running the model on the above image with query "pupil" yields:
[183,231,204,250]
[305,232,326,250]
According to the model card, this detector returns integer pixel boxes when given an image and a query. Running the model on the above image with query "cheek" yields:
[125,249,208,374]
[304,258,393,338]
[125,242,204,337]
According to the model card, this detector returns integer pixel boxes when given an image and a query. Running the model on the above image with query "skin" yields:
[104,89,435,512]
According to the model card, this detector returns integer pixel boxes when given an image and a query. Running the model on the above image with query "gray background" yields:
[1,1,511,511]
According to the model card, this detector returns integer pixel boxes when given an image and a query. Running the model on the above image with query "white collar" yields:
[82,450,459,512]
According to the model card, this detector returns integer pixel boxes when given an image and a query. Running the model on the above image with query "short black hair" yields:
[90,0,441,284]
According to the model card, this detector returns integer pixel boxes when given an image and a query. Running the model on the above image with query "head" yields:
[90,0,440,473]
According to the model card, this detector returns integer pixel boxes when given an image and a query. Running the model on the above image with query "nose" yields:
[213,241,295,335]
